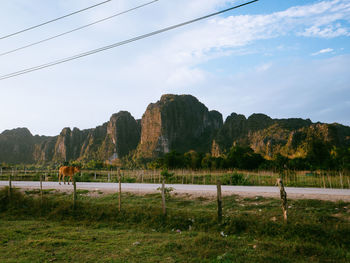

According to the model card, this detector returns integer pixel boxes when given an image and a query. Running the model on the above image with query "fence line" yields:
[0,168,349,189]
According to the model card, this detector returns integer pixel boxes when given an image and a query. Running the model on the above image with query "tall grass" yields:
[1,187,349,262]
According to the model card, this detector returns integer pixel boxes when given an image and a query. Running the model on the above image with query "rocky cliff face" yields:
[0,111,140,164]
[213,113,350,159]
[0,128,38,163]
[105,111,141,159]
[137,94,223,158]
[1,94,349,164]
[33,136,57,163]
[51,111,140,163]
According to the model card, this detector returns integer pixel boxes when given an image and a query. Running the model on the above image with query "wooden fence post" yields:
[8,169,13,201]
[327,174,332,188]
[40,174,43,203]
[73,177,77,210]
[118,169,122,212]
[339,172,343,189]
[217,180,222,223]
[277,178,288,222]
[322,174,326,188]
[161,177,166,216]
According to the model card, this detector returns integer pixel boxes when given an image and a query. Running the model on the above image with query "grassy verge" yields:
[0,187,349,262]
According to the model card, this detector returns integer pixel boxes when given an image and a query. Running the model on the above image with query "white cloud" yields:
[166,67,206,88]
[255,63,272,73]
[161,0,350,65]
[300,24,349,38]
[311,48,334,55]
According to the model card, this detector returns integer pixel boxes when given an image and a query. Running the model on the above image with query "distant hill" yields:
[0,94,349,164]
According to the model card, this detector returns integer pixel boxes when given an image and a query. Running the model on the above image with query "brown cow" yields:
[58,166,80,185]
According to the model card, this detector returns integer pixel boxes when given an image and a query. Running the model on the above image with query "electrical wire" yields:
[0,0,112,40]
[0,0,259,81]
[0,0,159,57]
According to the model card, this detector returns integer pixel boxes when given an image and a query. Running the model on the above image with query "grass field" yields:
[0,187,350,262]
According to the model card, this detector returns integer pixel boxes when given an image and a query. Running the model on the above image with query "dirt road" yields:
[1,181,350,201]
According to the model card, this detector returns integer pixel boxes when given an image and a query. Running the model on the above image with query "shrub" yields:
[221,173,250,185]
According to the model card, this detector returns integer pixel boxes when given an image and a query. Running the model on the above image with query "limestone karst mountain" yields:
[0,94,349,164]
[2,111,140,164]
[137,94,223,158]
[212,113,350,159]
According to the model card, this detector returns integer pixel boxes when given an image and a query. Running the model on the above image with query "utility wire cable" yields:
[0,0,259,81]
[0,0,159,57]
[0,0,112,40]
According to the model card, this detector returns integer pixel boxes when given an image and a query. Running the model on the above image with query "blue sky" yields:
[0,0,349,135]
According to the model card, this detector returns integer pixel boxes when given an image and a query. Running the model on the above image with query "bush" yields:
[75,173,92,182]
[123,177,136,183]
[221,173,250,185]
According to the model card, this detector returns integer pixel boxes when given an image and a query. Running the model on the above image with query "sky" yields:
[0,0,349,136]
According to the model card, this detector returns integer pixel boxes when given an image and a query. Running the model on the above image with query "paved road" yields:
[1,181,350,201]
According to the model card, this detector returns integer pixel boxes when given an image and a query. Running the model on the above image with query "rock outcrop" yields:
[213,113,350,159]
[0,128,40,163]
[0,94,349,164]
[137,94,223,158]
[0,111,140,164]
[104,111,141,160]
[51,111,140,163]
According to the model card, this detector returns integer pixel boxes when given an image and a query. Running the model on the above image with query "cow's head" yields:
[74,166,81,173]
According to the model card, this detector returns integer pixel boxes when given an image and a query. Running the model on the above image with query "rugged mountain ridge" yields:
[0,128,49,163]
[1,111,141,164]
[137,94,223,158]
[0,94,349,164]
[212,113,350,159]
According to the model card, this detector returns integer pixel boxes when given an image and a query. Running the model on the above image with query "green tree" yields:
[306,139,331,169]
[226,146,264,169]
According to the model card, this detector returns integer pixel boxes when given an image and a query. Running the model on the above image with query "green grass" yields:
[0,187,349,262]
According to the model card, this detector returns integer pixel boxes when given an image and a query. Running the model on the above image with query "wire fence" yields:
[2,173,349,227]
[1,168,349,189]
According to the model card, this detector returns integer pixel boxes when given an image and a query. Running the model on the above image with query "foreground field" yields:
[0,188,349,262]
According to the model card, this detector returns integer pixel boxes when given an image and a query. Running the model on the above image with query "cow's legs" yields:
[58,173,61,185]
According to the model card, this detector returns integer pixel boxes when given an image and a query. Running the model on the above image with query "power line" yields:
[0,0,159,57]
[0,0,112,40]
[0,0,259,81]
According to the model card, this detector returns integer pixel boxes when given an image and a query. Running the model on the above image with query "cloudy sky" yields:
[0,0,349,136]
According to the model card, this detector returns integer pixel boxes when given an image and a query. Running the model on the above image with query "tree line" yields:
[145,144,350,172]
[1,140,349,172]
